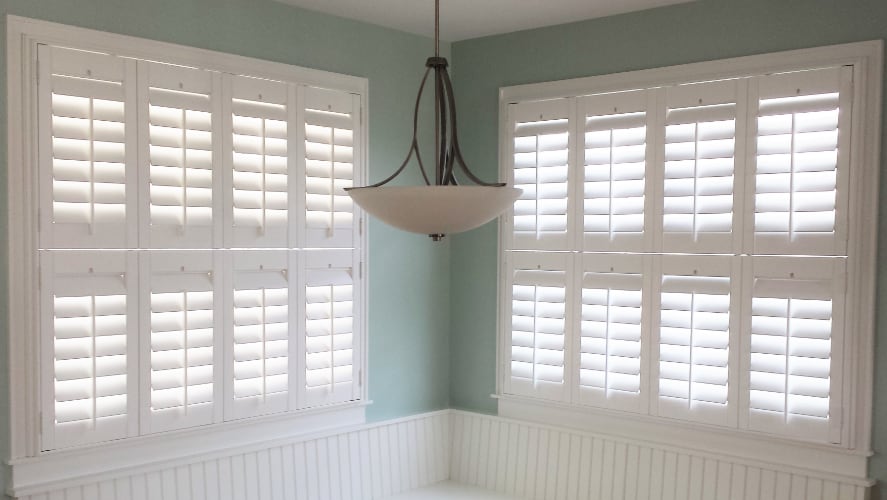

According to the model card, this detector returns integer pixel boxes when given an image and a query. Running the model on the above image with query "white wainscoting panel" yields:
[449,411,872,500]
[15,411,450,500]
[13,410,875,499]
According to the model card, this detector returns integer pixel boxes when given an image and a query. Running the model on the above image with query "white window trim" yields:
[496,40,882,480]
[6,15,370,490]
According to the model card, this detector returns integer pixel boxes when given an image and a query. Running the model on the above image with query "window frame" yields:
[6,15,369,485]
[496,41,882,479]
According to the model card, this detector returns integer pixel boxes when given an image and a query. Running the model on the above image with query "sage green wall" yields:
[449,0,887,483]
[0,0,452,494]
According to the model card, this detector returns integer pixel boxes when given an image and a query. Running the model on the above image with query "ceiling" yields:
[272,0,694,42]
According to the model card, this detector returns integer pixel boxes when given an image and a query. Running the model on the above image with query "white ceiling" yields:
[273,0,694,42]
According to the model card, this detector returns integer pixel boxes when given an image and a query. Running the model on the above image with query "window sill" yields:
[7,401,368,498]
[495,395,871,482]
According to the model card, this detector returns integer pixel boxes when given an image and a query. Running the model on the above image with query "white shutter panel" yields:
[655,255,738,425]
[576,254,648,413]
[580,90,648,252]
[302,250,360,407]
[226,76,290,248]
[744,256,845,443]
[141,251,221,433]
[41,251,138,449]
[141,62,220,248]
[752,67,852,256]
[304,87,360,248]
[505,252,571,401]
[226,251,294,419]
[38,45,137,249]
[509,99,573,250]
[662,80,739,253]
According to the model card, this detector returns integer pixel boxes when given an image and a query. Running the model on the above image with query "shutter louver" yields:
[227,251,294,419]
[38,45,136,249]
[745,257,845,442]
[142,62,218,248]
[510,100,573,250]
[576,254,647,412]
[507,252,571,401]
[228,76,290,248]
[42,251,137,449]
[581,91,648,252]
[662,81,738,253]
[656,256,737,425]
[752,67,851,256]
[303,250,359,407]
[304,87,360,248]
[142,252,220,433]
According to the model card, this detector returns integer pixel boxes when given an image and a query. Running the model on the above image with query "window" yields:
[498,44,879,455]
[24,39,365,451]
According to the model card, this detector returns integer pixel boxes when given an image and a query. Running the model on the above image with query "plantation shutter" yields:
[41,251,138,449]
[576,254,648,413]
[506,252,571,401]
[304,87,361,248]
[509,99,573,251]
[751,67,852,256]
[37,45,137,249]
[140,62,220,248]
[226,76,290,248]
[302,250,359,407]
[743,256,845,443]
[580,90,649,252]
[655,256,739,426]
[662,80,740,253]
[226,251,295,419]
[141,252,221,433]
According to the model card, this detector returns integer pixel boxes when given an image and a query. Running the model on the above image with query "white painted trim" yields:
[496,396,870,482]
[9,403,367,497]
[6,15,368,95]
[9,409,451,500]
[6,409,873,499]
[500,40,882,104]
[451,410,872,500]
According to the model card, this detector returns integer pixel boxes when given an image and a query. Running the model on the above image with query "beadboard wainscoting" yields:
[10,410,875,499]
[449,411,872,500]
[11,411,450,500]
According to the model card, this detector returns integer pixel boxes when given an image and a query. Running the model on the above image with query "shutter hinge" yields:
[37,209,42,233]
[37,265,42,290]
[358,369,363,387]
[359,261,363,279]
[359,217,363,236]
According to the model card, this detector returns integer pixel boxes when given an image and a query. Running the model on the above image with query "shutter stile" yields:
[142,62,218,248]
[509,100,573,250]
[744,256,845,442]
[655,256,739,426]
[576,254,648,413]
[752,67,852,256]
[302,250,359,407]
[506,252,572,401]
[580,91,648,252]
[304,87,360,248]
[41,251,138,449]
[227,76,290,248]
[39,45,137,249]
[662,80,739,253]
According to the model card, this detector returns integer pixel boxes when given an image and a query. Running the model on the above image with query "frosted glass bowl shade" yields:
[347,185,522,236]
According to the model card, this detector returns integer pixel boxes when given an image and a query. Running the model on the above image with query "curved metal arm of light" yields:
[345,0,521,241]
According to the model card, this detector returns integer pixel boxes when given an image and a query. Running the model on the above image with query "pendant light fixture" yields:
[346,0,521,241]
